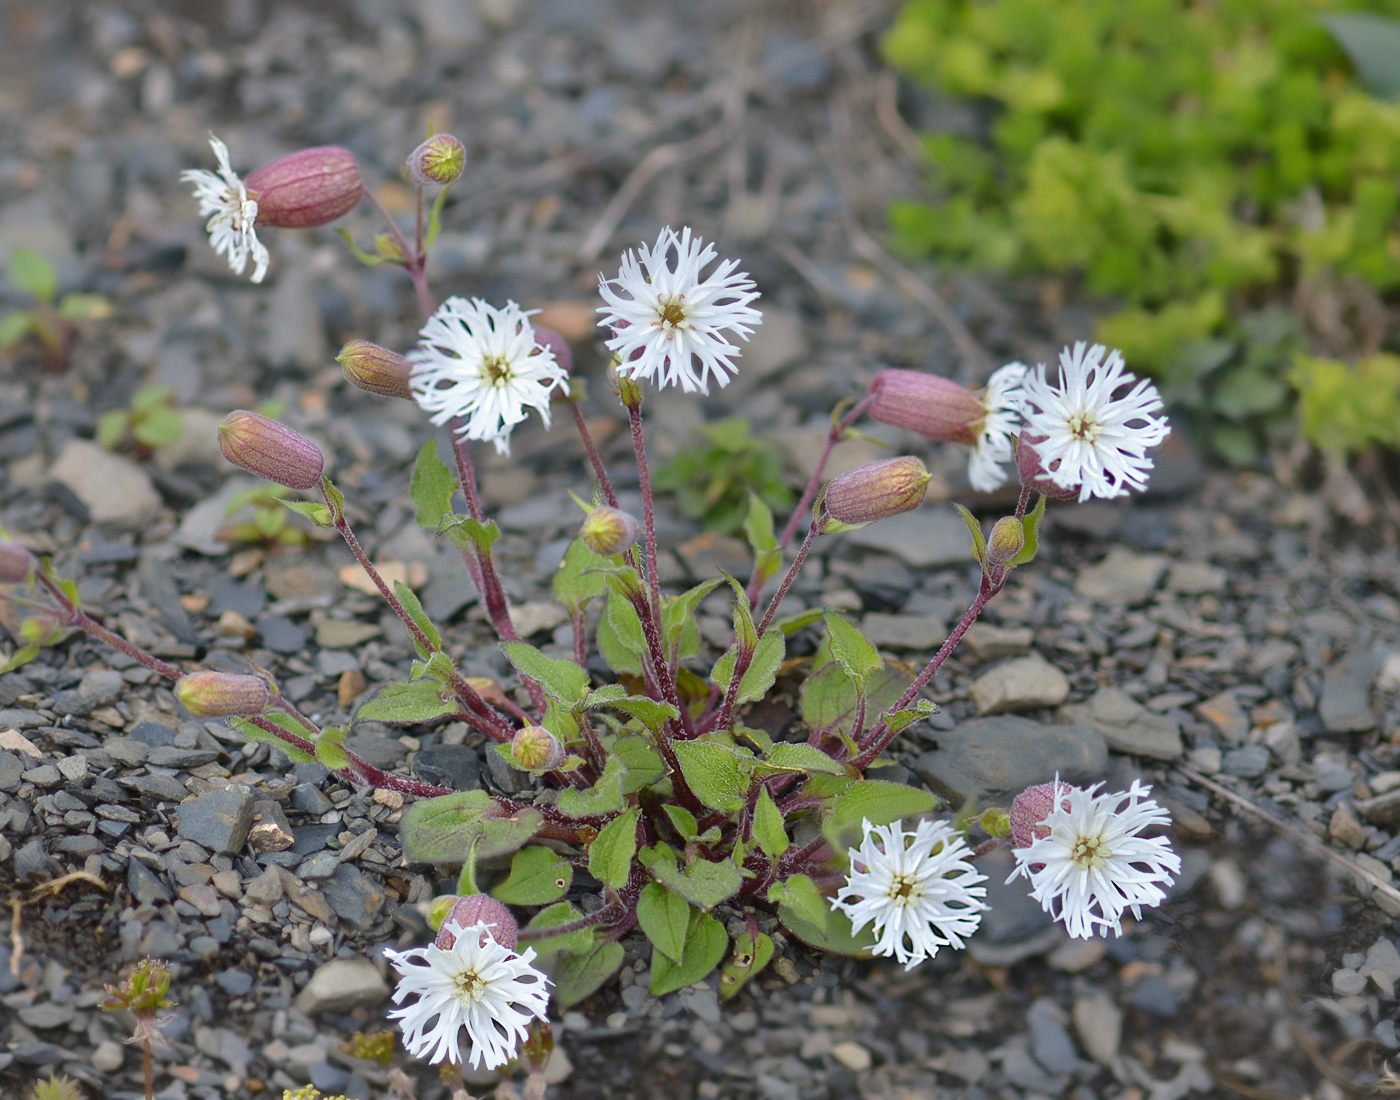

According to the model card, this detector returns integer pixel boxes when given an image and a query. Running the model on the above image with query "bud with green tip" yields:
[985,516,1025,568]
[244,146,363,228]
[405,133,467,186]
[435,894,519,951]
[511,725,566,772]
[0,540,32,583]
[823,456,931,525]
[218,411,325,490]
[579,506,640,556]
[175,671,271,717]
[337,339,413,399]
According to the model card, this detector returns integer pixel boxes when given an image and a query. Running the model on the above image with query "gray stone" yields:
[56,753,88,782]
[51,669,124,716]
[1027,998,1078,1075]
[293,957,389,1015]
[726,307,805,388]
[1061,687,1184,761]
[1166,561,1227,595]
[860,612,946,651]
[1073,548,1167,605]
[290,783,334,815]
[0,752,21,792]
[346,733,406,769]
[321,863,387,930]
[18,1001,75,1029]
[298,851,341,880]
[256,615,309,654]
[1073,992,1122,1064]
[1127,975,1178,1017]
[840,508,975,570]
[216,970,255,996]
[22,765,61,788]
[0,708,49,729]
[120,773,189,802]
[963,623,1034,660]
[1221,745,1270,778]
[148,746,220,768]
[1362,939,1400,997]
[1332,968,1368,996]
[412,744,483,791]
[969,654,1069,715]
[911,716,1106,808]
[128,859,171,905]
[49,439,162,528]
[175,785,255,854]
[91,1040,124,1073]
[173,478,256,556]
[1320,650,1379,733]
[14,839,56,882]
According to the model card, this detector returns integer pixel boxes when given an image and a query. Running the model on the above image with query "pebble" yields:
[320,864,387,930]
[1197,692,1248,743]
[860,611,945,651]
[1072,992,1122,1064]
[175,785,255,854]
[293,958,389,1015]
[48,439,162,528]
[1221,744,1270,778]
[1127,975,1178,1017]
[1320,649,1379,733]
[1062,687,1184,761]
[1330,805,1366,850]
[1027,998,1078,1074]
[1332,969,1368,996]
[316,619,380,648]
[962,623,1034,659]
[1209,858,1248,910]
[256,615,310,654]
[829,1041,871,1072]
[1073,548,1167,605]
[91,1040,123,1072]
[912,716,1106,808]
[840,508,974,570]
[969,654,1070,715]
[1166,561,1226,595]
[414,744,482,791]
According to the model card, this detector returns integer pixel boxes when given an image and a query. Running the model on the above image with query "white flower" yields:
[831,818,988,970]
[1019,342,1170,501]
[409,297,569,455]
[384,920,551,1070]
[181,134,269,283]
[597,226,762,394]
[967,361,1027,492]
[1008,778,1181,939]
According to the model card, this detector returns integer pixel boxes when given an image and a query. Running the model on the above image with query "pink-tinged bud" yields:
[435,895,518,952]
[511,725,566,771]
[405,134,466,186]
[337,339,413,399]
[175,671,270,717]
[0,540,33,583]
[218,411,325,490]
[869,369,984,445]
[532,325,573,376]
[823,456,931,525]
[1009,781,1068,849]
[244,146,363,228]
[985,516,1025,568]
[1015,431,1080,502]
[579,507,640,557]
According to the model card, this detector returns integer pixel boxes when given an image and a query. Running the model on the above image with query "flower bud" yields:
[985,516,1025,568]
[532,325,573,376]
[1009,781,1067,849]
[823,456,931,525]
[579,507,640,557]
[175,671,270,717]
[511,725,566,772]
[218,411,325,490]
[244,146,362,228]
[435,894,518,952]
[1016,431,1079,502]
[405,134,466,186]
[0,540,33,583]
[869,369,984,445]
[337,339,414,399]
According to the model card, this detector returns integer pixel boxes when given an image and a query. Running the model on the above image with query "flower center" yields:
[481,356,513,386]
[1070,833,1108,869]
[888,873,920,905]
[656,297,689,334]
[453,968,487,1002]
[1066,410,1100,443]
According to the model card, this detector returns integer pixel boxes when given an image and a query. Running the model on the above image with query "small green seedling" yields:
[97,384,183,457]
[1,247,112,372]
[654,417,794,533]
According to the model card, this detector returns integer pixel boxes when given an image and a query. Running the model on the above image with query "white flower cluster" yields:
[832,780,1179,969]
[182,134,269,284]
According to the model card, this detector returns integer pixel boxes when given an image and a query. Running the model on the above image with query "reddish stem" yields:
[772,395,872,553]
[570,402,619,508]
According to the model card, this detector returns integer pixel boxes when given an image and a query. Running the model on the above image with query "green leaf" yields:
[395,580,443,655]
[769,874,872,956]
[597,590,645,676]
[552,539,610,615]
[424,183,452,250]
[410,439,456,530]
[502,641,589,706]
[228,715,316,764]
[720,571,757,654]
[775,607,824,635]
[96,410,128,451]
[662,578,723,661]
[671,740,750,813]
[437,514,499,559]
[354,680,456,724]
[491,846,573,906]
[131,384,175,412]
[525,902,596,958]
[56,293,112,321]
[831,780,938,835]
[0,311,31,348]
[1325,12,1400,98]
[588,807,640,889]
[801,664,910,742]
[744,493,782,588]
[979,808,1012,840]
[764,743,847,777]
[1006,493,1047,568]
[132,406,181,449]
[336,227,385,266]
[610,734,667,795]
[400,790,543,863]
[711,630,784,705]
[314,726,352,771]
[583,685,678,731]
[278,498,333,527]
[649,910,728,996]
[661,803,699,840]
[719,930,774,1002]
[557,756,626,817]
[751,787,789,858]
[7,247,56,302]
[952,503,987,566]
[649,855,742,911]
[824,612,881,687]
[636,883,692,964]
[552,940,625,1008]
[881,698,938,735]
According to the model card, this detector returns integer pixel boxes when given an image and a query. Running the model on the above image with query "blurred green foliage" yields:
[98,384,183,456]
[884,0,1400,460]
[1,247,111,371]
[653,418,794,534]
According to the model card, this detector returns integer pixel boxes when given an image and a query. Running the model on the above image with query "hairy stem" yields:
[772,394,871,552]
[570,402,619,508]
[361,183,434,321]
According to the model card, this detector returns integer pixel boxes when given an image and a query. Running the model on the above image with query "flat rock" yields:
[1073,548,1167,605]
[321,863,387,930]
[963,623,1034,660]
[1320,649,1379,733]
[175,785,255,854]
[412,744,482,791]
[507,600,568,638]
[911,716,1107,808]
[1073,992,1123,1065]
[293,957,389,1015]
[969,654,1069,715]
[1061,687,1184,761]
[49,439,161,528]
[315,619,380,648]
[1166,561,1227,595]
[839,508,974,570]
[861,611,946,651]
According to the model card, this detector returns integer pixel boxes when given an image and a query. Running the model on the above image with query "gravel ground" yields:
[3,1,1400,1098]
